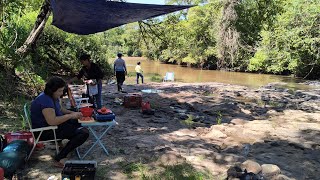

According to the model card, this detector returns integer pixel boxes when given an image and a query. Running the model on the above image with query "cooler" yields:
[93,111,115,122]
[123,93,142,108]
[61,160,97,180]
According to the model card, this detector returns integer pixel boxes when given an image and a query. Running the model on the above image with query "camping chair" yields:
[67,85,91,111]
[163,72,175,82]
[23,103,61,160]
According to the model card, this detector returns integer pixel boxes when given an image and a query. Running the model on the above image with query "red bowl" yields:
[80,107,94,117]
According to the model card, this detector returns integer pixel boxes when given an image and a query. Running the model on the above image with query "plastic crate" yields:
[4,131,34,145]
[62,160,97,180]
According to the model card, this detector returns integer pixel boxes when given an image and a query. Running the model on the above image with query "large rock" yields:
[241,160,262,174]
[273,174,293,180]
[204,128,227,139]
[230,118,248,125]
[261,164,281,179]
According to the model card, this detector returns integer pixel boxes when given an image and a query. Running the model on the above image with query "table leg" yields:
[76,125,114,159]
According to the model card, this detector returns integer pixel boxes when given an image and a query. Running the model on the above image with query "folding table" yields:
[76,120,117,160]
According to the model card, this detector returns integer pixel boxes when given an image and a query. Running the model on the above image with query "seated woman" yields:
[30,76,89,167]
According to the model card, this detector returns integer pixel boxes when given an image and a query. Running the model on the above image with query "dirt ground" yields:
[22,81,320,179]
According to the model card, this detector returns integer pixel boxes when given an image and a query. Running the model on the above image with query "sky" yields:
[126,0,166,5]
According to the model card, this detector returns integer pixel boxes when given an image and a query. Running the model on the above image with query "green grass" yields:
[118,160,213,180]
[181,115,196,127]
[127,72,137,77]
[215,111,222,124]
[0,97,29,133]
[150,73,163,82]
[119,161,149,179]
[155,163,213,180]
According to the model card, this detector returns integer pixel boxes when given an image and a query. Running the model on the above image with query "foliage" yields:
[140,1,222,69]
[150,73,163,82]
[248,0,320,78]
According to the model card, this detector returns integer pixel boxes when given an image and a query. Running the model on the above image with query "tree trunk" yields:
[16,0,51,55]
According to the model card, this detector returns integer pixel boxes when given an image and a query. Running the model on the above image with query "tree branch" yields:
[16,0,51,55]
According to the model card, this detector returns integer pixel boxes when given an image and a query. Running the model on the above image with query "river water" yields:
[111,57,314,90]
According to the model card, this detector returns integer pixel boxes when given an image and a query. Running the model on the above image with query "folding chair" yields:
[163,72,175,82]
[23,103,61,160]
[68,85,92,111]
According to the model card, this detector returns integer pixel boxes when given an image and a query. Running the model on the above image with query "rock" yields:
[179,113,189,120]
[234,92,242,97]
[227,165,243,179]
[159,153,186,165]
[204,129,227,138]
[240,108,251,115]
[241,160,261,174]
[230,118,247,125]
[273,174,293,180]
[150,118,169,124]
[261,164,281,179]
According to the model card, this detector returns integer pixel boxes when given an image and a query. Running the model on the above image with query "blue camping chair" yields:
[163,72,175,82]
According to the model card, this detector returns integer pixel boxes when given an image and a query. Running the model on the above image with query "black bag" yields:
[0,135,6,152]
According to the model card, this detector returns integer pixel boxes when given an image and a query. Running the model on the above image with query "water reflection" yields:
[108,57,312,90]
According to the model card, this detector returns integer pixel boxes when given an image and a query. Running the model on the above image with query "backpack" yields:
[0,135,6,151]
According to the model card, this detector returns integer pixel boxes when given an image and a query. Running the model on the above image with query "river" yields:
[111,57,314,90]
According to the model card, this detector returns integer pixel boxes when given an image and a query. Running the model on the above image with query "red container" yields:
[4,131,34,145]
[124,94,142,108]
[0,167,4,180]
[80,107,94,117]
[141,101,151,111]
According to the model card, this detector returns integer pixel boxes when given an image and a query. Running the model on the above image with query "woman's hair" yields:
[137,62,141,65]
[44,76,66,97]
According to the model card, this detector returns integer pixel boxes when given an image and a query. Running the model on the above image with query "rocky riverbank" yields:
[25,82,320,179]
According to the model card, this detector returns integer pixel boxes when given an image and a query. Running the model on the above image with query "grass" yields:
[119,161,149,179]
[215,111,222,124]
[150,73,163,82]
[118,160,213,180]
[155,163,213,180]
[181,115,196,127]
[0,96,30,134]
[96,165,110,179]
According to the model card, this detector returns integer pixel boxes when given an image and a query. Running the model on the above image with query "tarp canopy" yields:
[51,0,193,35]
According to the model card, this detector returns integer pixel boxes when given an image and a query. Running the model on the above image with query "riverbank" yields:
[24,81,320,179]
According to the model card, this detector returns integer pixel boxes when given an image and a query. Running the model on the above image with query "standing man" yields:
[114,53,127,92]
[68,54,104,109]
[135,62,144,84]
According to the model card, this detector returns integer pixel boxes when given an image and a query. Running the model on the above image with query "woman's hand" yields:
[70,112,83,119]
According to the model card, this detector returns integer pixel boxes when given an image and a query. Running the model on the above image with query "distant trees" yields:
[138,0,319,79]
[1,0,319,82]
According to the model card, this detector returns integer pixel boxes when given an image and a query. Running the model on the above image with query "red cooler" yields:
[4,131,34,145]
[123,94,142,108]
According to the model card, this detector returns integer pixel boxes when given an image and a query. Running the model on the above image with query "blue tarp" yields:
[51,0,193,35]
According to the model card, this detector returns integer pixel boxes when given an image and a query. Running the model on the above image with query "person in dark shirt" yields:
[31,76,89,168]
[68,54,104,108]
